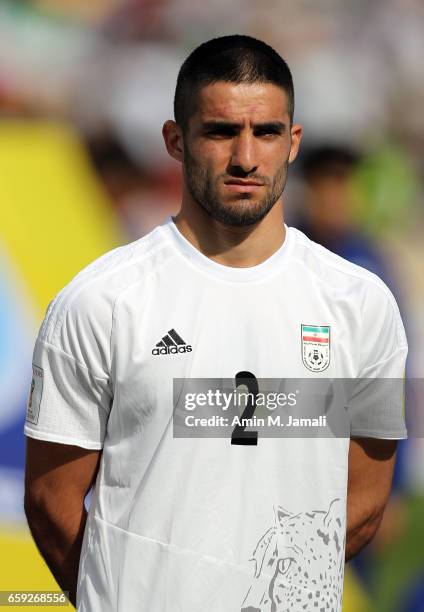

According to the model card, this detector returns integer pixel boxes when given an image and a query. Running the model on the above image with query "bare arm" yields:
[345,437,397,562]
[24,438,101,607]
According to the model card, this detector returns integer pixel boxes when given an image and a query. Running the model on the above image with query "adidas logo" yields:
[152,329,192,355]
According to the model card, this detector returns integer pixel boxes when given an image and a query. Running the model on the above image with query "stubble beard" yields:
[183,143,289,227]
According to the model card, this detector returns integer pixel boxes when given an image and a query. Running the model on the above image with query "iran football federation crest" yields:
[301,325,330,372]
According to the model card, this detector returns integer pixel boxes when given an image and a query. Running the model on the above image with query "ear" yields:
[275,505,294,528]
[316,498,344,554]
[288,122,303,164]
[323,497,343,530]
[162,120,184,162]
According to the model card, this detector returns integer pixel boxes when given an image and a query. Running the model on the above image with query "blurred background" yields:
[0,0,423,610]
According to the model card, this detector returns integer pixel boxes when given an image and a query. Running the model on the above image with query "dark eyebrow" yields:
[201,121,241,131]
[254,121,286,133]
[201,120,286,133]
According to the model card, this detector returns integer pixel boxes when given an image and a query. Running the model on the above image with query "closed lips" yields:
[225,180,263,186]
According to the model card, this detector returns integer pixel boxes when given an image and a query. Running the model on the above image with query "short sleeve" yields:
[24,283,114,450]
[348,281,408,439]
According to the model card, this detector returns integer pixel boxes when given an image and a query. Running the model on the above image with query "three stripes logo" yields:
[152,329,192,355]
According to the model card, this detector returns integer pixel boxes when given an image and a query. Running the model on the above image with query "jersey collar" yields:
[162,216,294,283]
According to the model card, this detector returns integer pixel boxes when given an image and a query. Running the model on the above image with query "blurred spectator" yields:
[296,144,393,284]
[87,132,180,239]
[295,144,411,602]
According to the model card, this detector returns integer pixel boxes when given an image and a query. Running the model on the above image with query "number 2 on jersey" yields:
[231,371,258,446]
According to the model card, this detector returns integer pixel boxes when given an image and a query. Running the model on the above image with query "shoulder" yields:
[290,226,397,303]
[38,224,171,349]
[289,226,406,348]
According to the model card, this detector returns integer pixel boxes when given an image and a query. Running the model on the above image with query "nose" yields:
[230,133,258,174]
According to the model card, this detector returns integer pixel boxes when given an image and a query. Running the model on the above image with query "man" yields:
[297,144,394,281]
[24,35,407,612]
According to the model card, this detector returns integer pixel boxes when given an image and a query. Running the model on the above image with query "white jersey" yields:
[24,218,407,612]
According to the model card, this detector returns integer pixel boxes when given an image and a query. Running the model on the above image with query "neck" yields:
[173,193,286,269]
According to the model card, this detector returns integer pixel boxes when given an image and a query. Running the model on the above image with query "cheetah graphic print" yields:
[241,498,345,611]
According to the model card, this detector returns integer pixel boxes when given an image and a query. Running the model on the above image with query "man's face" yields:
[180,82,300,227]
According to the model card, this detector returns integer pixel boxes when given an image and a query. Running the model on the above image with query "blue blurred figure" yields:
[297,145,394,285]
[296,144,409,597]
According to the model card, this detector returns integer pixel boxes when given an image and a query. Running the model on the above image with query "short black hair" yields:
[299,145,361,181]
[174,35,294,131]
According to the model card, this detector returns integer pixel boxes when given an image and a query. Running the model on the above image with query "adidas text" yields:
[152,345,192,355]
